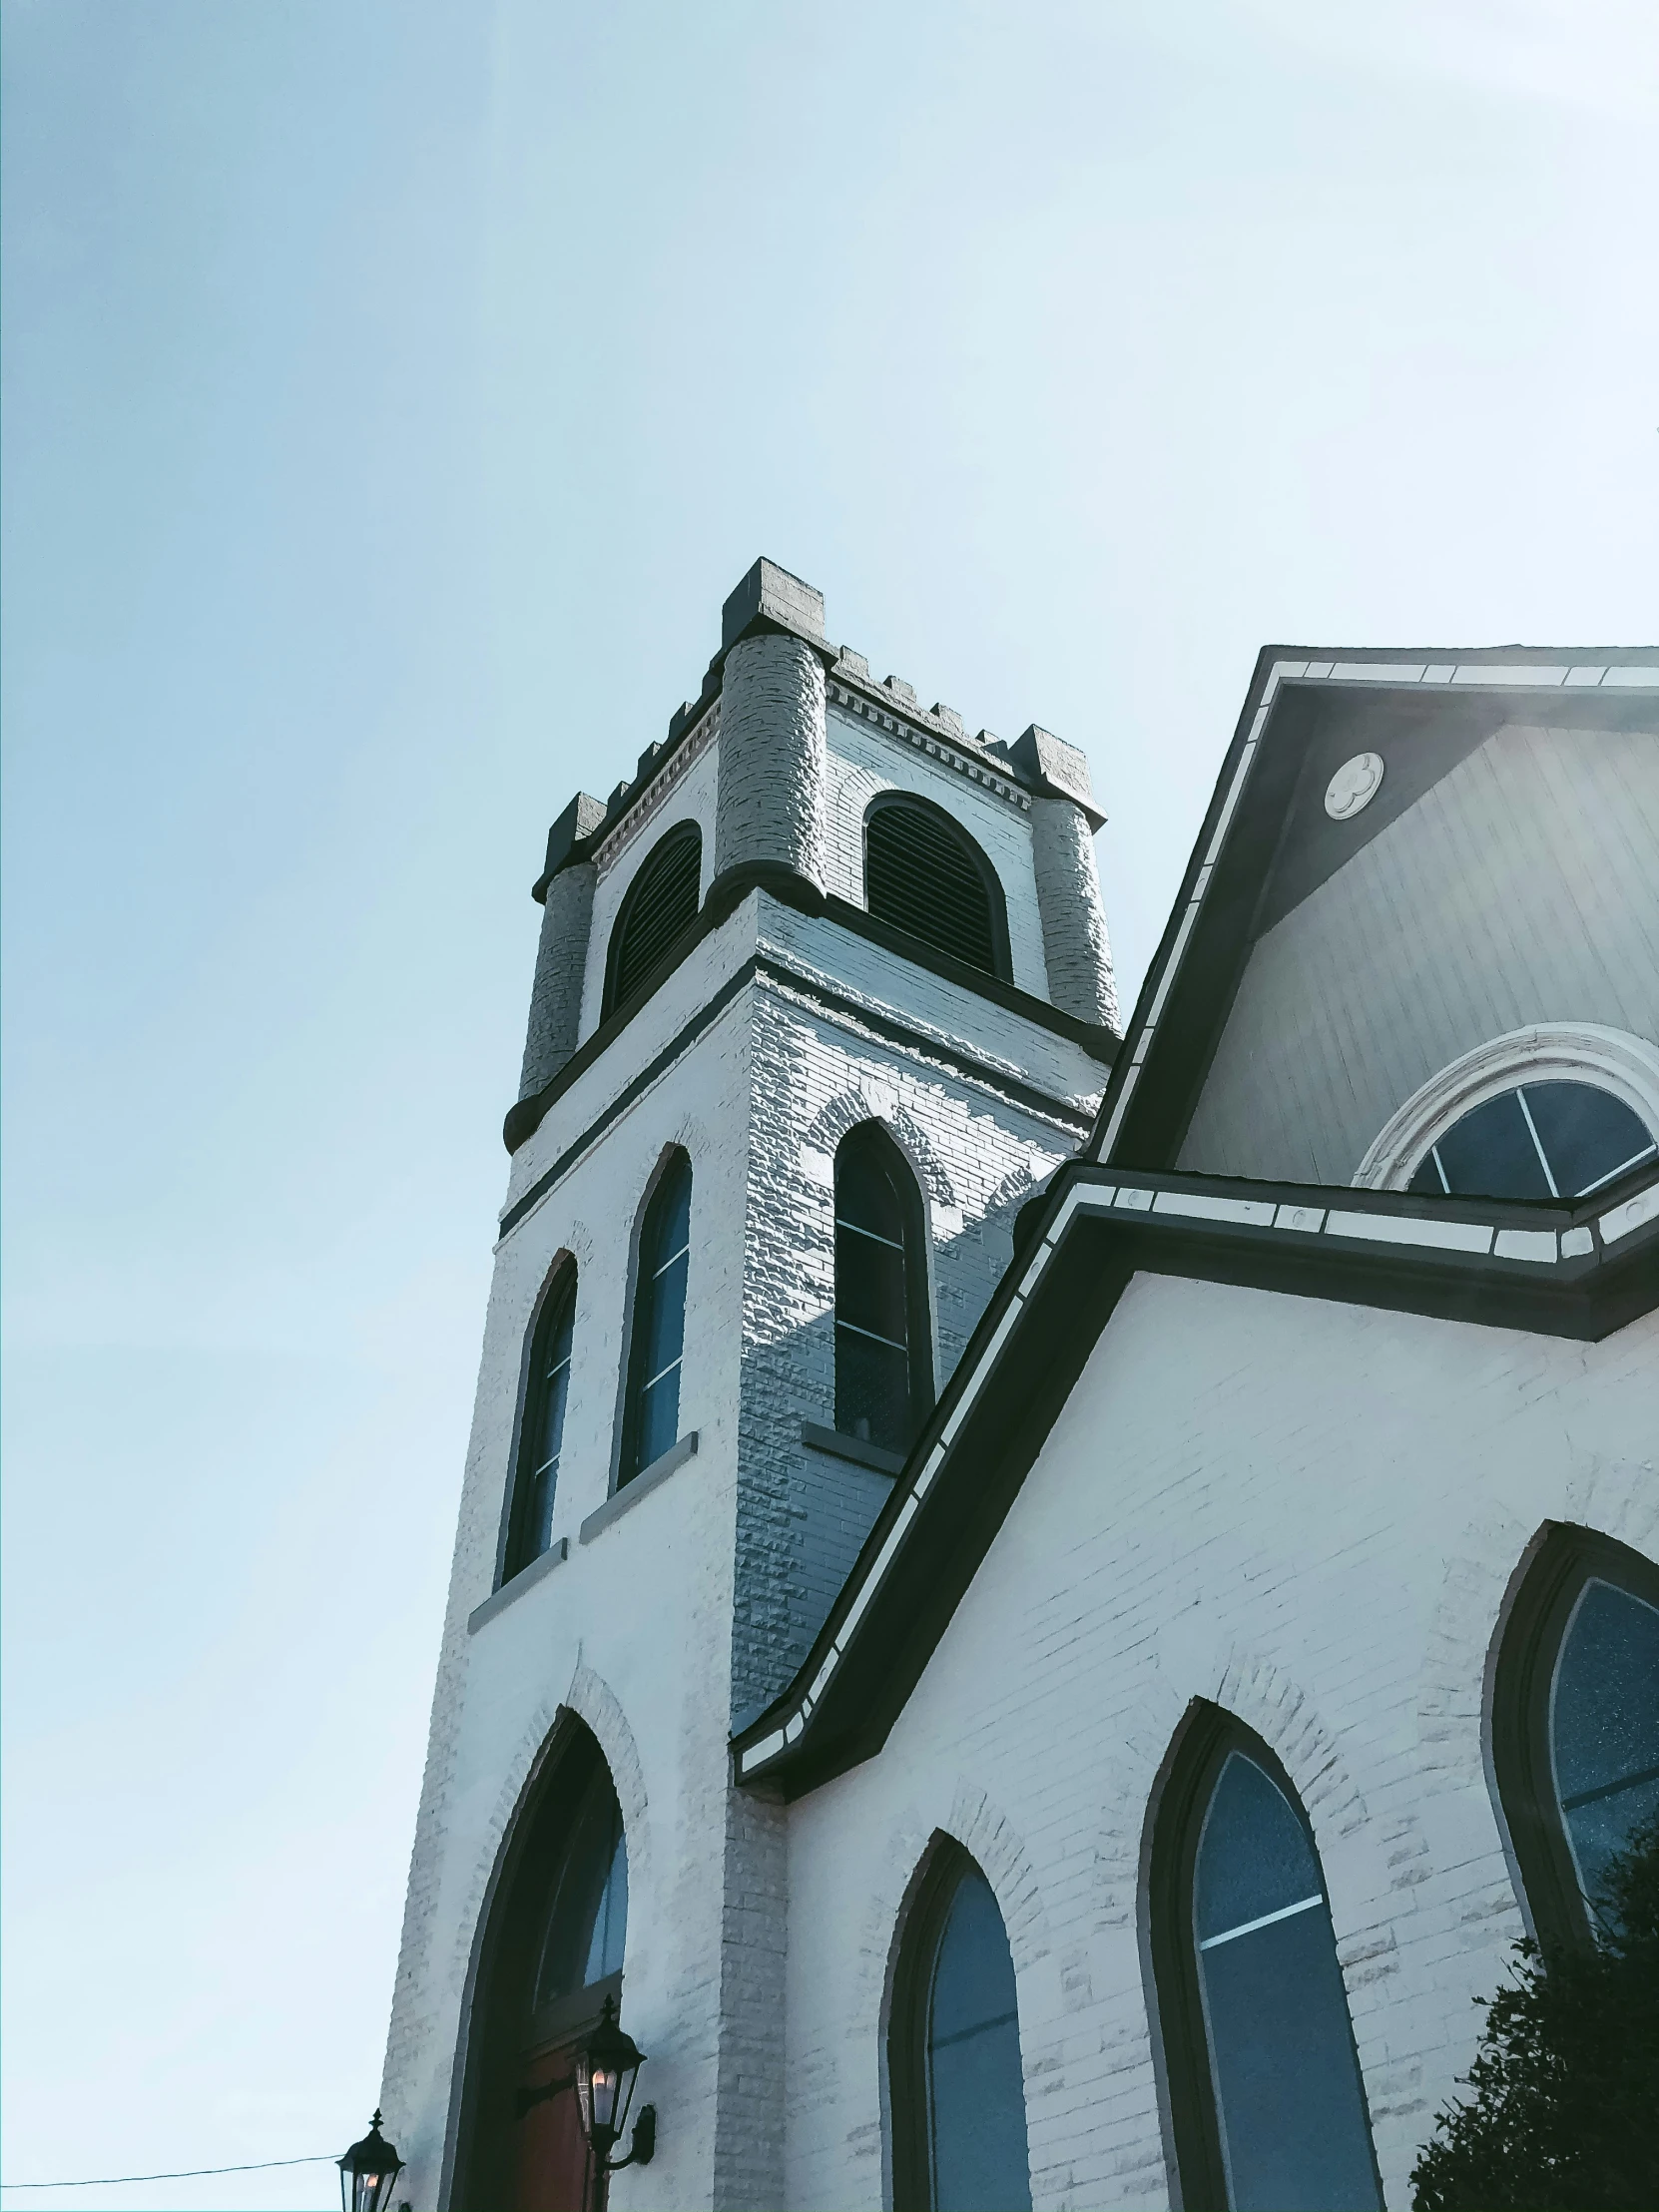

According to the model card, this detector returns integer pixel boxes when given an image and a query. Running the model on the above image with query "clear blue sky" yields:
[3,3,1655,2205]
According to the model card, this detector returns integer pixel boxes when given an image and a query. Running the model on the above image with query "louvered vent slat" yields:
[865,801,1000,977]
[608,825,702,1013]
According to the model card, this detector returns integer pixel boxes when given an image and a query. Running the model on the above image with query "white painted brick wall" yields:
[783,1276,1658,2212]
[382,887,1103,2207]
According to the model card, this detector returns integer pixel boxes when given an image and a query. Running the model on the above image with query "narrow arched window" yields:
[864,796,1009,981]
[890,1845,1031,2212]
[1151,1717,1381,2212]
[457,1722,631,2212]
[603,822,703,1017]
[1492,1525,1659,1946]
[532,1765,628,2014]
[503,1265,577,1582]
[508,1745,628,2211]
[621,1150,692,1483]
[834,1123,931,1454]
[1407,1080,1656,1200]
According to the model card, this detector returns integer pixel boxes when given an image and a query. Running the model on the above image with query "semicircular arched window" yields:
[864,797,1009,982]
[502,1263,578,1583]
[890,1845,1031,2212]
[1406,1080,1656,1201]
[604,822,703,1017]
[834,1122,932,1455]
[1492,1525,1659,1947]
[1151,1718,1381,2212]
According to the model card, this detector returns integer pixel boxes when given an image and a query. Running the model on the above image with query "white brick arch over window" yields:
[1353,1023,1659,1191]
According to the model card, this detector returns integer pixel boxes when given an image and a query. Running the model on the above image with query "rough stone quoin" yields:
[714,629,830,907]
[1029,790,1118,1029]
[1008,723,1119,1030]
[519,790,607,1097]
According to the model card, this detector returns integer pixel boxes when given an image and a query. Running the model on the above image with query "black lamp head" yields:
[338,2110,404,2212]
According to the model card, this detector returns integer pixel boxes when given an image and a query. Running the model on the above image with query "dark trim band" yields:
[733,1157,1659,1797]
[505,888,1117,1155]
[499,949,1105,1243]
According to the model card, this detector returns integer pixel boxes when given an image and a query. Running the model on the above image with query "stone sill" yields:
[579,1431,700,1545]
[801,1421,904,1476]
[468,1537,569,1636]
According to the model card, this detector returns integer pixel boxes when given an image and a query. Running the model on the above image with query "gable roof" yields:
[730,645,1659,1800]
[1092,644,1659,1174]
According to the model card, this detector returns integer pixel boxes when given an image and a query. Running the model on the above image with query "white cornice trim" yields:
[828,680,1032,814]
[593,699,722,875]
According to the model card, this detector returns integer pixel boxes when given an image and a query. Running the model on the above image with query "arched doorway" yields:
[458,1723,630,2212]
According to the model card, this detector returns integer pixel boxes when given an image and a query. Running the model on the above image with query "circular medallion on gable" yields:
[1325,752,1385,821]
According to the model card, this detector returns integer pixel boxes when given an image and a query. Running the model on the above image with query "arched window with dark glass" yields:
[459,1725,631,2212]
[889,1843,1031,2212]
[864,795,1010,982]
[1491,1524,1659,1947]
[503,1264,577,1583]
[1407,1081,1656,1200]
[621,1150,692,1484]
[1149,1711,1381,2212]
[530,1765,628,2016]
[603,822,703,1018]
[834,1123,931,1455]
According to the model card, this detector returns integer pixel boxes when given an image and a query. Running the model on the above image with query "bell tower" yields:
[379,560,1117,2209]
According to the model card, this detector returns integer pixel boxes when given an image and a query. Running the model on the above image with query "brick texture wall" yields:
[380,886,1107,2208]
[715,633,830,894]
[783,1275,1658,2211]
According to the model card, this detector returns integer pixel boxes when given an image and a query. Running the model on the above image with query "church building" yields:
[380,561,1658,2211]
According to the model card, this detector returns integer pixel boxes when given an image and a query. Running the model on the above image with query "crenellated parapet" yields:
[512,556,1119,1126]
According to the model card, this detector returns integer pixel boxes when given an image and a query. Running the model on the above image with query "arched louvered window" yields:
[603,822,703,1017]
[864,796,1009,982]
[1407,1080,1656,1200]
[834,1122,931,1454]
[502,1263,577,1582]
[889,1843,1031,2212]
[1150,1711,1381,2212]
[621,1150,692,1483]
[1491,1524,1659,1948]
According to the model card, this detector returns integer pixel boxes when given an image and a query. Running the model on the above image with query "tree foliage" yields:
[1410,1813,1659,2210]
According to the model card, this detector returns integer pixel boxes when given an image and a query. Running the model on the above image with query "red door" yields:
[512,2041,591,2212]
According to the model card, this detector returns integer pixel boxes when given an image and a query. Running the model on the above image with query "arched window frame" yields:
[615,1146,694,1490]
[1353,1023,1659,1192]
[601,820,704,1021]
[452,1717,632,2212]
[1488,1521,1659,1953]
[833,1120,934,1455]
[499,1257,578,1587]
[887,1837,1031,2212]
[1144,1703,1382,2212]
[861,791,1013,984]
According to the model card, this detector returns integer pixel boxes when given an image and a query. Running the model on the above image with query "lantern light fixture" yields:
[338,2110,405,2212]
[573,1996,653,2171]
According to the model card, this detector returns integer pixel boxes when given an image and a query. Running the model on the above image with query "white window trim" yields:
[1354,1023,1659,1192]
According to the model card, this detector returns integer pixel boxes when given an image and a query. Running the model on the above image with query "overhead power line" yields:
[0,2154,335,2190]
